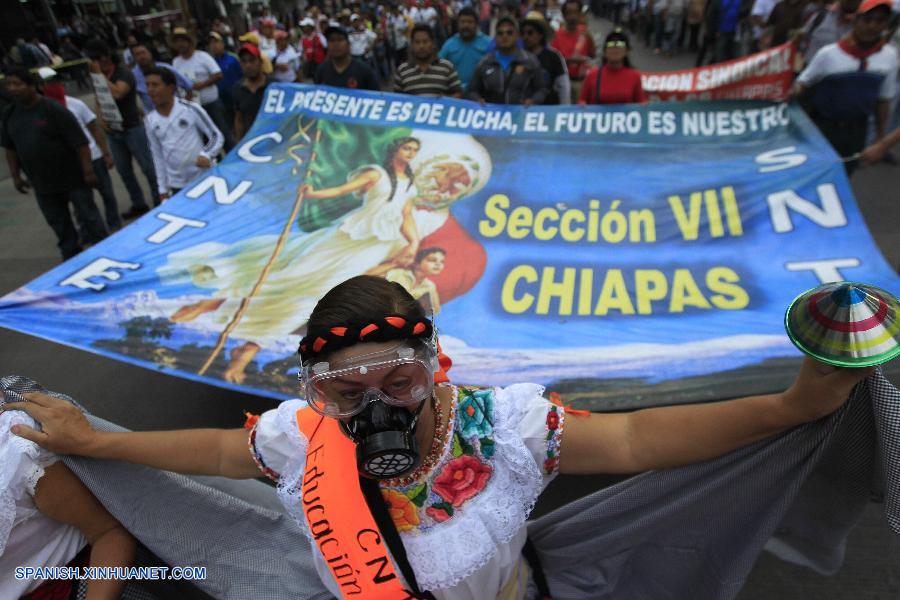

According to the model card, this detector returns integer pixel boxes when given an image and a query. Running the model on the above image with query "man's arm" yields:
[861,123,900,164]
[875,99,890,140]
[144,116,170,198]
[86,119,114,169]
[92,61,133,100]
[234,110,245,142]
[77,145,98,187]
[189,101,225,161]
[527,62,548,105]
[5,148,30,193]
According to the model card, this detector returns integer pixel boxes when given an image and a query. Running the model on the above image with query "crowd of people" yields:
[1,0,899,260]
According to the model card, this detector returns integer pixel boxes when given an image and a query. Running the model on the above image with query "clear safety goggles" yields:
[300,338,439,418]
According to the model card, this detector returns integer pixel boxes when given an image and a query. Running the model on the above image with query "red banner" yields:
[641,43,797,102]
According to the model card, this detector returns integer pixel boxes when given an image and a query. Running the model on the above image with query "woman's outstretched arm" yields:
[302,168,380,199]
[559,358,873,475]
[2,394,261,479]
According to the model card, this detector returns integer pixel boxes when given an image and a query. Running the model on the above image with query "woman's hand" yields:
[1,392,99,455]
[778,358,874,425]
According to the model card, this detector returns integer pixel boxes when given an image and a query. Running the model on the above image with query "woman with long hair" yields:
[578,29,648,104]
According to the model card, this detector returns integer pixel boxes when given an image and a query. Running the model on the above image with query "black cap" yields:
[324,25,349,41]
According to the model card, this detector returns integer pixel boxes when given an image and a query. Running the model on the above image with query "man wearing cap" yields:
[233,44,274,141]
[172,27,234,151]
[521,12,570,104]
[300,17,328,79]
[1,68,107,259]
[257,18,279,57]
[131,42,195,114]
[794,0,897,174]
[209,32,243,119]
[349,14,378,64]
[439,7,492,91]
[271,30,302,83]
[39,67,123,232]
[315,26,380,90]
[800,0,863,63]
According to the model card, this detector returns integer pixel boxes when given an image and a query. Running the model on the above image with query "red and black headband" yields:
[298,314,434,364]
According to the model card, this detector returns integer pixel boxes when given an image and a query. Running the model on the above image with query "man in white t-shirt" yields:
[144,68,224,200]
[411,0,440,27]
[794,0,898,173]
[171,27,234,151]
[270,30,302,82]
[349,14,378,60]
[65,95,123,232]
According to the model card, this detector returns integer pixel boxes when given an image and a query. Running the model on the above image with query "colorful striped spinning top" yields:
[785,282,900,368]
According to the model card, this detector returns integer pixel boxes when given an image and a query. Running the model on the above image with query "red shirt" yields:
[579,64,647,105]
[550,27,595,80]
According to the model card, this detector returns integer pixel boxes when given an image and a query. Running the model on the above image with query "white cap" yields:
[350,14,360,21]
[37,66,58,80]
[300,17,315,26]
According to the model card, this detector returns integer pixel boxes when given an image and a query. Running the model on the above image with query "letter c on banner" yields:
[238,132,283,163]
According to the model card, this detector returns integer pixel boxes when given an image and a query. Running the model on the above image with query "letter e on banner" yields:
[60,258,141,291]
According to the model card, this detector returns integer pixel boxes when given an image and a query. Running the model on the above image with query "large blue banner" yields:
[1,85,896,403]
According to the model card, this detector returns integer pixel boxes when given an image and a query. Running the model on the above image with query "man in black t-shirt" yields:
[232,44,273,142]
[2,69,107,259]
[521,14,570,105]
[85,39,160,218]
[314,27,380,91]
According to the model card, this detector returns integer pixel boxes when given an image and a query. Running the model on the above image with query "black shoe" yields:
[121,206,150,220]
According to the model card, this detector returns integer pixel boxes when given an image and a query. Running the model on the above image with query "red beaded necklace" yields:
[387,386,457,487]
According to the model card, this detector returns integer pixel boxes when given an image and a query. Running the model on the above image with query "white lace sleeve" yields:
[496,383,566,488]
[248,399,308,482]
[1,411,60,555]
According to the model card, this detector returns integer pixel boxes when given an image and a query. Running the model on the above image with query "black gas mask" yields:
[340,398,427,479]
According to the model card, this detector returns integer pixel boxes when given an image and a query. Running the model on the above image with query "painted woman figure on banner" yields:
[159,129,491,384]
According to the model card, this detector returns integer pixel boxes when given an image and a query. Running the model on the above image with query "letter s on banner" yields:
[755,146,807,173]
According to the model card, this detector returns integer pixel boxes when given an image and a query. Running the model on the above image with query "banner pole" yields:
[198,122,322,376]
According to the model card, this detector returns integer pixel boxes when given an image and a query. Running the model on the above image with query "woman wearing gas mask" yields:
[1,275,877,599]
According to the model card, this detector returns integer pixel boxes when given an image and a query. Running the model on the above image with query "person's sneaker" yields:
[121,206,150,220]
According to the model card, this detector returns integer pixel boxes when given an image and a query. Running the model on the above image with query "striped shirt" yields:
[144,98,224,195]
[393,58,463,97]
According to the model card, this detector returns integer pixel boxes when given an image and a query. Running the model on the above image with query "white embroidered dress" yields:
[0,411,86,596]
[159,165,448,343]
[250,383,565,599]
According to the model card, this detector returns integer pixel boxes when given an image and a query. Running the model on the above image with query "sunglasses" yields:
[606,40,628,48]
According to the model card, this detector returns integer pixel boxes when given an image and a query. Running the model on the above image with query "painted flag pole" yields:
[198,122,323,376]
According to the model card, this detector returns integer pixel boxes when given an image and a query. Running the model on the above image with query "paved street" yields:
[1,20,898,598]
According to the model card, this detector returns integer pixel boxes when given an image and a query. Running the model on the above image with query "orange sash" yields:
[297,407,415,599]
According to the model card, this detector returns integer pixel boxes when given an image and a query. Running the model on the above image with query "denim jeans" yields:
[108,125,159,209]
[93,158,122,231]
[35,186,108,259]
[202,98,235,152]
